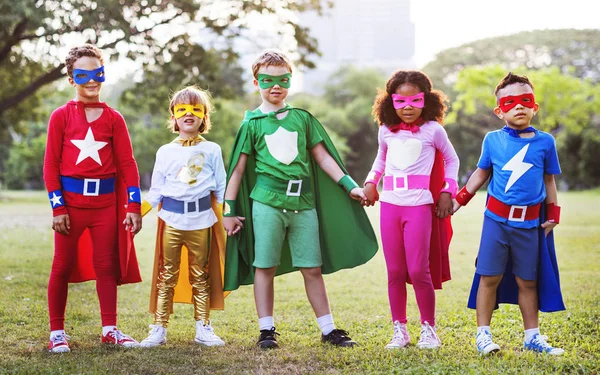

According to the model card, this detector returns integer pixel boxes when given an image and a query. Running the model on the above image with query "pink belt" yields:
[382,175,430,191]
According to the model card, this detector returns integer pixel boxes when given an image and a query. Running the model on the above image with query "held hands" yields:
[452,198,461,214]
[362,183,379,207]
[223,216,245,236]
[123,212,142,234]
[435,192,453,219]
[52,214,71,235]
[349,187,367,203]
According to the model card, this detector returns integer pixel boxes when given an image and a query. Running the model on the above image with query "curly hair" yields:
[167,86,213,134]
[65,44,104,78]
[372,70,448,126]
[494,72,534,96]
[251,49,293,79]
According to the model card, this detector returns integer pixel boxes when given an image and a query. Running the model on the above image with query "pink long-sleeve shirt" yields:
[365,121,459,206]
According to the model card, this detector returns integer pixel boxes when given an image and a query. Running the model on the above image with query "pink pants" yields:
[380,202,435,326]
[48,206,118,330]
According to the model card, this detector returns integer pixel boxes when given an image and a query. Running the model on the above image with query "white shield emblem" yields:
[264,127,299,165]
[388,138,422,170]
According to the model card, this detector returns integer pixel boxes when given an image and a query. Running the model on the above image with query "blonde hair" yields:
[251,49,293,78]
[167,86,213,134]
[65,44,104,78]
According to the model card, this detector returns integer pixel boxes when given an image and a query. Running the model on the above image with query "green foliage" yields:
[445,65,600,188]
[1,190,599,373]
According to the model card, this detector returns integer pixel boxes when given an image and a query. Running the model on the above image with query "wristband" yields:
[337,175,359,195]
[223,199,237,217]
[440,178,458,197]
[455,186,475,206]
[48,190,64,209]
[127,186,142,204]
[546,203,561,224]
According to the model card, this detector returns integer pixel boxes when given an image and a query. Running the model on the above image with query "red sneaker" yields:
[101,329,139,348]
[48,333,70,353]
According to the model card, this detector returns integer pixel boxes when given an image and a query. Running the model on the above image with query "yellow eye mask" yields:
[173,104,205,119]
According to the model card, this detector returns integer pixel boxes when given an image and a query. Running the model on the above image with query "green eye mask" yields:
[257,73,292,89]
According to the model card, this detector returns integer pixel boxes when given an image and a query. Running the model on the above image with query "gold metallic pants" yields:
[155,225,211,327]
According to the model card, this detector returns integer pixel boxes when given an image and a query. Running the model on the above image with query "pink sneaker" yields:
[48,333,70,353]
[385,321,410,349]
[417,321,441,349]
[101,328,139,348]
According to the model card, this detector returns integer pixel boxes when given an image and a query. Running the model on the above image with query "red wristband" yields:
[455,186,475,206]
[546,203,561,224]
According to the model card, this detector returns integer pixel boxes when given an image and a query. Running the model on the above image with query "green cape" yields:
[223,106,378,291]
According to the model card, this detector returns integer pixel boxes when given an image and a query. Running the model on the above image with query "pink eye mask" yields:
[391,92,425,109]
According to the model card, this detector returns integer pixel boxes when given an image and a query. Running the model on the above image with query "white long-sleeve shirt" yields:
[145,140,226,230]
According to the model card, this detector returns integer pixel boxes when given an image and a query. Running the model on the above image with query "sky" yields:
[410,0,600,67]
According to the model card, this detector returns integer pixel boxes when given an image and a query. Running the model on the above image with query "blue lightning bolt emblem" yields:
[502,144,533,192]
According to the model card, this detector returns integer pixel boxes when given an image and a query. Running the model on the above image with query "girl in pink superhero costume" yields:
[363,70,459,349]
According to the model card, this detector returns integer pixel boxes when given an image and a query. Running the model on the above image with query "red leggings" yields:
[48,206,118,330]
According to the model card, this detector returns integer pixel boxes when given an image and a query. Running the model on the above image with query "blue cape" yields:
[467,202,566,312]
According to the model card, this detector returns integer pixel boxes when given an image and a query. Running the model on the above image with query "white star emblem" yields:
[71,127,107,165]
[49,192,62,207]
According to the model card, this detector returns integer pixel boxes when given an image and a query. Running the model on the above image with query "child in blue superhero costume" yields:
[453,72,565,356]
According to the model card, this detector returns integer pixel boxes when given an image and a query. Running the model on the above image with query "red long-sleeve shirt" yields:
[43,100,140,216]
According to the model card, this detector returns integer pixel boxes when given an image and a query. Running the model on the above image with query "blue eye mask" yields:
[72,66,106,84]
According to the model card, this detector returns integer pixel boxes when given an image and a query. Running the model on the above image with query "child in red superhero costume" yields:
[43,44,142,353]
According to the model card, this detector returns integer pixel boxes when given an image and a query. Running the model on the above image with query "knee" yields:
[517,278,537,291]
[300,267,322,280]
[479,275,502,289]
[407,267,431,285]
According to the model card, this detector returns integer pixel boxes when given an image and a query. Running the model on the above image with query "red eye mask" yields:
[498,93,535,112]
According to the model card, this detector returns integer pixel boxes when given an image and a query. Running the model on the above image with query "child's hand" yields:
[541,220,557,237]
[436,192,453,218]
[363,183,379,206]
[52,214,71,235]
[349,187,366,202]
[452,199,461,214]
[223,216,245,236]
[123,212,143,234]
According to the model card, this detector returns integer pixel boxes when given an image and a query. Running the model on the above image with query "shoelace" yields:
[51,334,70,344]
[420,325,438,343]
[477,332,494,349]
[109,329,130,343]
[147,326,164,339]
[530,335,553,349]
[392,324,407,342]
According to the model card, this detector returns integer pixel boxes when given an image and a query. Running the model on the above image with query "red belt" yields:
[486,195,540,222]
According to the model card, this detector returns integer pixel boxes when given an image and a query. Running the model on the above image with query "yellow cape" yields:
[142,194,229,314]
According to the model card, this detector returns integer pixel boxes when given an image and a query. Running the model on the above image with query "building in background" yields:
[298,0,415,93]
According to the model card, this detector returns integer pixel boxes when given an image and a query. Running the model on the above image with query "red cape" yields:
[67,172,142,285]
[407,150,452,289]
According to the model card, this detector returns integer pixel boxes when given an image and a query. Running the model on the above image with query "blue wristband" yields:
[127,187,142,204]
[48,190,64,208]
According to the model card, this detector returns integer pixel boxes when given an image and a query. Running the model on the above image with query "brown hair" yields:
[494,72,535,97]
[251,49,293,79]
[65,44,104,78]
[372,70,448,126]
[167,86,213,134]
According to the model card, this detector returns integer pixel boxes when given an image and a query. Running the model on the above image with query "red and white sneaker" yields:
[101,328,139,348]
[48,333,70,353]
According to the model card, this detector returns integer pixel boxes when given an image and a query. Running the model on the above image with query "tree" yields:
[0,0,329,133]
[446,65,600,188]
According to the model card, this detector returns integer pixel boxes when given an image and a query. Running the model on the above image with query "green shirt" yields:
[241,106,323,210]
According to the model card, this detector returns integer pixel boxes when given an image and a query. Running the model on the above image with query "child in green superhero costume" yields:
[222,50,378,349]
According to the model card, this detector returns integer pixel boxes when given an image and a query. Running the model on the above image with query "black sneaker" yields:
[321,329,357,347]
[257,327,280,349]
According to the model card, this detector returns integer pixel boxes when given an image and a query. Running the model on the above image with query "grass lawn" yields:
[0,189,599,374]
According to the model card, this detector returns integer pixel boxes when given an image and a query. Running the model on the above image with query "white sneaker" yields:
[417,321,441,349]
[48,333,71,353]
[524,333,564,355]
[385,321,410,349]
[140,325,167,348]
[476,330,501,355]
[194,321,225,346]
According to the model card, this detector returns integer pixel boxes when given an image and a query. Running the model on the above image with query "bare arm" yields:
[453,167,491,212]
[310,143,366,201]
[222,153,248,236]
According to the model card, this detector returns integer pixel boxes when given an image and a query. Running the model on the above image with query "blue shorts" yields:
[476,215,539,281]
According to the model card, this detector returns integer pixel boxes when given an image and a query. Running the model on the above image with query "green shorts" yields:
[252,200,322,269]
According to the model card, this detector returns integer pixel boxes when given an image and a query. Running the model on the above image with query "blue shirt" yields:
[477,129,561,228]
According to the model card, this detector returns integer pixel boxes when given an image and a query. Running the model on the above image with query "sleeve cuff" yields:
[364,171,382,187]
[440,178,458,198]
[338,175,359,195]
